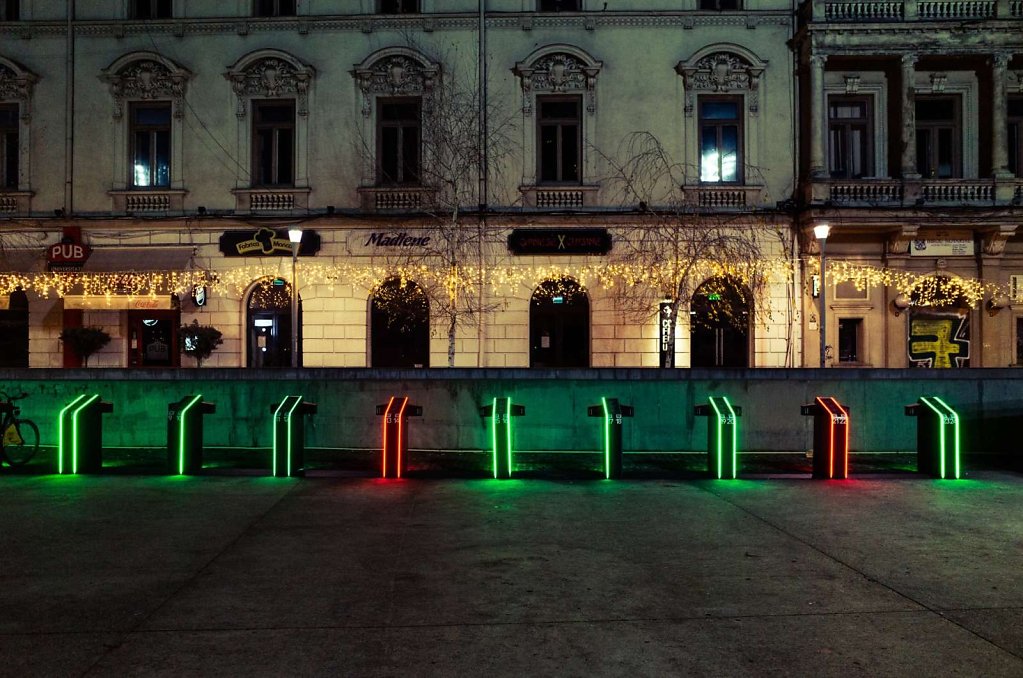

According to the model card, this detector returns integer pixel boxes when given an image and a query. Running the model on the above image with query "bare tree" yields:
[594,131,782,367]
[359,44,517,367]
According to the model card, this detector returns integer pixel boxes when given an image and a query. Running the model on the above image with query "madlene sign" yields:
[508,229,612,255]
[219,228,321,257]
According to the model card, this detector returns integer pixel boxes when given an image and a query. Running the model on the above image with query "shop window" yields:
[915,96,961,179]
[378,0,418,13]
[130,103,171,188]
[690,276,749,368]
[131,0,172,19]
[247,279,301,368]
[838,318,862,364]
[370,278,430,368]
[530,278,589,368]
[377,99,421,186]
[255,0,296,16]
[0,104,16,189]
[538,97,581,184]
[699,97,742,183]
[1009,96,1023,177]
[128,310,179,368]
[0,289,28,368]
[252,100,295,186]
[828,96,872,179]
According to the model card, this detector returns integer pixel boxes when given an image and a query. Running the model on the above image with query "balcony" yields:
[681,185,766,209]
[231,187,311,214]
[807,0,1021,21]
[109,189,187,214]
[519,185,600,210]
[357,186,437,212]
[0,191,33,215]
[813,177,1023,206]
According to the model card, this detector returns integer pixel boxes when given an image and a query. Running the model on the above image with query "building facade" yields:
[0,0,1019,370]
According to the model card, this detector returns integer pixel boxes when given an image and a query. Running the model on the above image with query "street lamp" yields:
[288,227,303,368]
[813,223,831,368]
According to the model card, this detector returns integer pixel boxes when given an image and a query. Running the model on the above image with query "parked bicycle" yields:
[0,391,39,467]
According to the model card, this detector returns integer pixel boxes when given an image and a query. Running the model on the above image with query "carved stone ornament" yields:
[225,52,315,118]
[513,50,603,115]
[100,55,191,120]
[351,54,439,118]
[0,60,39,121]
[676,52,764,117]
[982,226,1017,256]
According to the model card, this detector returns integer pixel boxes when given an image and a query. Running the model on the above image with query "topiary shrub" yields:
[59,326,111,367]
[179,320,224,368]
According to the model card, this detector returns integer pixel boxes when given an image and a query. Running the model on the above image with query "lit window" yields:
[699,98,741,183]
[130,103,171,188]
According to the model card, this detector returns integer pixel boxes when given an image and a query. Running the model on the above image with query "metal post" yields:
[819,238,826,368]
[288,228,302,368]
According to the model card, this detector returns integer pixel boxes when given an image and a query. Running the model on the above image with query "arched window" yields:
[690,276,750,368]
[0,289,28,367]
[907,275,971,368]
[370,278,430,368]
[530,278,589,368]
[246,277,302,367]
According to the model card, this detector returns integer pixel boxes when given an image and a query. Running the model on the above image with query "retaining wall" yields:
[0,368,1020,454]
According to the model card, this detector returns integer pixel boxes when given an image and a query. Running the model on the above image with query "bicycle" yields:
[0,391,39,467]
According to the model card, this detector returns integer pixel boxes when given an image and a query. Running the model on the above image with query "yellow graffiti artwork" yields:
[910,319,960,368]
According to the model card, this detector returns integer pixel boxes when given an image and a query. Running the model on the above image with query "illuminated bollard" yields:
[57,394,113,474]
[905,396,961,479]
[376,396,423,478]
[694,396,742,479]
[167,395,216,475]
[271,396,318,478]
[800,396,851,479]
[587,397,634,479]
[480,397,525,479]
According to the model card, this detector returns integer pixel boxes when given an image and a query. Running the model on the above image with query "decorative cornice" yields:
[676,45,767,117]
[224,49,315,118]
[350,47,439,118]
[0,57,38,120]
[100,52,192,120]
[513,45,602,115]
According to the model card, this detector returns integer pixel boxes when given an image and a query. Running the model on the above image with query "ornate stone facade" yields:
[225,50,315,117]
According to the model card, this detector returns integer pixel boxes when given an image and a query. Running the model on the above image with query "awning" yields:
[0,250,46,273]
[83,247,195,272]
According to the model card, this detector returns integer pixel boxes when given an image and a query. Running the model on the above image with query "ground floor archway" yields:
[530,278,590,368]
[690,276,750,368]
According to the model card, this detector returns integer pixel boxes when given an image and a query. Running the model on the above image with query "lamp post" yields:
[814,223,831,368]
[288,228,302,368]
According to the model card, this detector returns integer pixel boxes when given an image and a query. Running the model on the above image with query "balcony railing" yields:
[813,0,1014,20]
[829,180,904,203]
[520,185,600,210]
[357,186,437,212]
[681,185,766,209]
[231,187,310,214]
[818,178,1023,206]
[0,191,32,214]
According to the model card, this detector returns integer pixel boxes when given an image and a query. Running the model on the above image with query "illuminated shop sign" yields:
[508,229,612,255]
[219,228,321,257]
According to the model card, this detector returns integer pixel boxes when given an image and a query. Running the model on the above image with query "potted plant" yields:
[179,319,223,368]
[59,326,111,367]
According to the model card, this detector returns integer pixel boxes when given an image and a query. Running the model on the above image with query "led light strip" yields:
[601,397,611,479]
[709,397,725,479]
[177,394,203,475]
[505,398,513,478]
[57,394,88,475]
[272,397,288,477]
[815,396,848,479]
[722,396,738,480]
[395,397,409,478]
[490,397,498,479]
[932,396,961,479]
[382,396,395,478]
[285,396,302,477]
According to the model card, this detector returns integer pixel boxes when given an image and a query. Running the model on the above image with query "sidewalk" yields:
[1,470,1022,676]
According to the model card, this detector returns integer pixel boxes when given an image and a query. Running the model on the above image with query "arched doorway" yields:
[690,276,750,368]
[0,289,29,368]
[370,278,430,368]
[246,278,302,367]
[907,275,971,368]
[530,278,589,368]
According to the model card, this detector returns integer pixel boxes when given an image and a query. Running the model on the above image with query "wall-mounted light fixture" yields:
[891,293,911,316]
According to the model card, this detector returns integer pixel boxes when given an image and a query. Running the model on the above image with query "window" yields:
[838,318,862,364]
[1009,97,1023,177]
[252,101,295,186]
[1,0,19,21]
[538,97,581,184]
[131,0,172,19]
[916,96,960,178]
[0,104,16,189]
[377,99,421,185]
[538,0,581,10]
[829,97,872,179]
[255,0,295,16]
[378,0,418,13]
[130,103,171,188]
[699,97,742,183]
[699,0,740,8]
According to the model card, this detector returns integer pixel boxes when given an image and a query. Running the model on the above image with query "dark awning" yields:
[0,249,46,273]
[83,247,195,272]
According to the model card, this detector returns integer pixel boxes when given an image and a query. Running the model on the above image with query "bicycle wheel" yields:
[3,419,39,466]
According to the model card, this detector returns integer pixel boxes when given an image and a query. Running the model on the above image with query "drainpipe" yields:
[476,0,488,367]
[64,0,74,216]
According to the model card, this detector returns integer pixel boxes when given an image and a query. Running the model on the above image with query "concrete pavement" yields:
[1,470,1022,676]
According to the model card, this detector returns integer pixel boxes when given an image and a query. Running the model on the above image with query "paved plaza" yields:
[2,467,1023,676]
